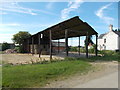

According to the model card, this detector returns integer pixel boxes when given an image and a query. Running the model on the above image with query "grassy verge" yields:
[2,59,92,88]
[89,51,120,62]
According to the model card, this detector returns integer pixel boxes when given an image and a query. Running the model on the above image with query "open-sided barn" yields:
[22,16,98,59]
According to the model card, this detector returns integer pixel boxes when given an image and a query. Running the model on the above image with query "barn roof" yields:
[30,16,98,40]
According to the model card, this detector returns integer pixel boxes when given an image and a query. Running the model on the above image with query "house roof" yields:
[113,31,120,36]
[98,30,120,39]
[30,16,98,40]
[98,34,106,39]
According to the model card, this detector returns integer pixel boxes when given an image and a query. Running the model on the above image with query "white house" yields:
[98,24,120,51]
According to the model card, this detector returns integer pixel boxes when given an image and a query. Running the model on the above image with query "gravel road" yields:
[73,71,118,88]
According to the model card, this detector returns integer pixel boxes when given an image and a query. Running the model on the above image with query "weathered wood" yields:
[38,34,41,58]
[95,34,98,56]
[65,29,68,56]
[22,40,25,53]
[49,30,52,60]
[86,32,89,58]
[58,39,59,53]
[78,36,80,55]
[27,39,30,53]
[32,37,34,55]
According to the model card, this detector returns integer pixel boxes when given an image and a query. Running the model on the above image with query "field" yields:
[2,59,92,88]
[2,51,119,88]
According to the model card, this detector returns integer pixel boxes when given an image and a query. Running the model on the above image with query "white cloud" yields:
[0,23,20,27]
[0,2,37,15]
[0,2,57,16]
[95,3,114,24]
[61,0,84,19]
[0,33,13,43]
[0,12,8,15]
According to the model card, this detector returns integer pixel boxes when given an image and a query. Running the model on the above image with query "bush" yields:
[99,50,115,56]
[14,46,25,53]
[80,48,86,53]
[69,47,78,52]
[93,50,120,61]
[88,48,95,53]
[1,42,10,51]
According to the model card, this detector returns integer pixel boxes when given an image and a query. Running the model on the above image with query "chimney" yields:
[109,24,113,32]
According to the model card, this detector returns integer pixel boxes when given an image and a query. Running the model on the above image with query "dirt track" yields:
[44,61,118,88]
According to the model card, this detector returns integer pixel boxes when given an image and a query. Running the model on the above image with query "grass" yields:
[2,50,119,88]
[2,59,92,88]
[90,51,120,62]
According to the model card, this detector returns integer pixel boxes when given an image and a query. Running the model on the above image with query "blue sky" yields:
[0,1,118,46]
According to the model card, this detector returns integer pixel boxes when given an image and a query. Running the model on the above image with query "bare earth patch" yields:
[2,53,65,65]
[2,54,40,65]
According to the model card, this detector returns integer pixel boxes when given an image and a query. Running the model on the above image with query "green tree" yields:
[84,35,94,46]
[1,42,10,51]
[12,31,31,45]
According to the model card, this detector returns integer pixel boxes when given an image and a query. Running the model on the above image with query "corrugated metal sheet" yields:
[31,16,98,40]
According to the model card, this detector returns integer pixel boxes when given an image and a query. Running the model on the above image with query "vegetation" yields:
[69,46,78,52]
[14,46,23,53]
[69,45,96,54]
[1,42,10,51]
[2,59,92,88]
[12,31,31,45]
[88,50,120,62]
[84,35,94,46]
[2,50,119,88]
[12,31,31,53]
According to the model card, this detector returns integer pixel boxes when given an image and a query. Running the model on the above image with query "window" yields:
[104,39,106,43]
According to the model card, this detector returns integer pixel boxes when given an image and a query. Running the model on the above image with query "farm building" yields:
[52,42,66,52]
[98,24,120,51]
[22,16,98,59]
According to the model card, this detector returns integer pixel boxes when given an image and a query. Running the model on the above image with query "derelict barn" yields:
[22,16,98,59]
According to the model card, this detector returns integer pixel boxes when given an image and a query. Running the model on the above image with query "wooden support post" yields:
[28,39,30,53]
[38,34,41,58]
[65,29,68,56]
[32,37,34,55]
[78,36,80,56]
[58,39,59,54]
[22,40,25,53]
[86,32,89,58]
[95,34,98,56]
[49,30,52,60]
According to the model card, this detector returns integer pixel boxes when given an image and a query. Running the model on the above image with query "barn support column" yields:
[65,29,68,56]
[38,34,41,58]
[86,32,89,58]
[22,40,25,53]
[58,39,60,54]
[49,30,52,60]
[32,37,34,55]
[95,34,98,56]
[27,39,30,53]
[78,36,80,56]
